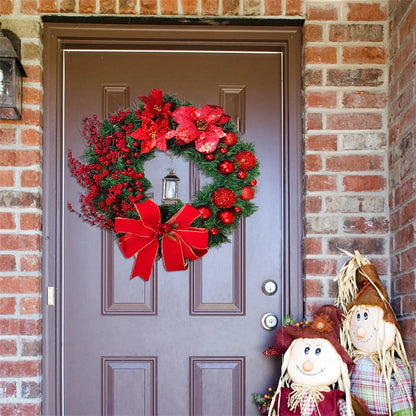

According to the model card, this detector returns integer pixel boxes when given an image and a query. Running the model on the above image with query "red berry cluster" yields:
[263,347,280,357]
[68,115,147,230]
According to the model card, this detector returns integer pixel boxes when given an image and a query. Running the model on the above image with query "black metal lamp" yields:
[0,24,27,120]
[162,170,180,205]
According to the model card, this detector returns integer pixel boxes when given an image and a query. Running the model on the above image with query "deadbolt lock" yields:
[262,279,278,296]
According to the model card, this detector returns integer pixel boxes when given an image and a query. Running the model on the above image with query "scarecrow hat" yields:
[346,263,399,328]
[273,304,354,373]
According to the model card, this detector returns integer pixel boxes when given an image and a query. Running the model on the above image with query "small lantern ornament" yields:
[162,169,180,205]
[0,24,26,120]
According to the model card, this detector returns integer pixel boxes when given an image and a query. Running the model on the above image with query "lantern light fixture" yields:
[162,170,180,205]
[0,23,26,120]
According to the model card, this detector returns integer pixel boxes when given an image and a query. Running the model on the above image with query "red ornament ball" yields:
[211,188,237,209]
[218,160,235,175]
[198,206,212,219]
[233,206,242,213]
[249,179,257,187]
[239,186,255,201]
[234,151,257,171]
[236,170,247,180]
[210,227,219,236]
[222,132,238,147]
[218,210,235,224]
[219,147,228,154]
[205,154,215,161]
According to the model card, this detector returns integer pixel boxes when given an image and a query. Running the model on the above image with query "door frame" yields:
[41,18,303,415]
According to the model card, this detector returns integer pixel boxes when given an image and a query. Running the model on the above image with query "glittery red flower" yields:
[139,89,173,119]
[130,117,172,154]
[170,104,231,153]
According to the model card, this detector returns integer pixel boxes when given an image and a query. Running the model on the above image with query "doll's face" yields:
[287,338,342,387]
[349,305,396,353]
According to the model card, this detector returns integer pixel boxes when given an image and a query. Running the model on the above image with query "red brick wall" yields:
[303,1,389,315]
[388,0,416,384]
[0,6,43,415]
[0,0,414,413]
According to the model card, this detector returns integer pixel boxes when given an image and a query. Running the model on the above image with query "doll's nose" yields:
[357,327,367,338]
[302,360,314,372]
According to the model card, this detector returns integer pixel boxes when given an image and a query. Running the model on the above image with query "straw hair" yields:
[334,249,370,313]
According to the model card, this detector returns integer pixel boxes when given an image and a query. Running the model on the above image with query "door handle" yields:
[261,313,278,330]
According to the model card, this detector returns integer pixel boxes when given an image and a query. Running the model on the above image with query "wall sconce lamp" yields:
[0,23,27,120]
[162,170,180,205]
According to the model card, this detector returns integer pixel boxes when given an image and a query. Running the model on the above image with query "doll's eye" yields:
[363,312,368,320]
[315,347,322,355]
[304,346,310,354]
[356,313,361,321]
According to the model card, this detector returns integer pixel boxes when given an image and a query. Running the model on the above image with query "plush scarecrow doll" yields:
[335,250,414,416]
[268,305,355,416]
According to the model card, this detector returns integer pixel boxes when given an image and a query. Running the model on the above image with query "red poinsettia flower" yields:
[130,117,172,153]
[140,89,172,119]
[170,104,231,153]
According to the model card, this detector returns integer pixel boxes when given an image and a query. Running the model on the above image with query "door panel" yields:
[102,357,157,415]
[42,23,303,416]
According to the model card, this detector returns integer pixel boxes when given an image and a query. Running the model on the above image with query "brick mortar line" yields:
[0,334,41,339]
[0,355,42,361]
[304,64,387,68]
[389,205,416,214]
[305,130,387,134]
[0,207,41,211]
[328,108,388,112]
[305,213,388,217]
[305,86,387,90]
[0,150,42,154]
[0,398,42,403]
[305,171,388,175]
[0,274,41,279]
[0,294,42,298]
[303,234,389,239]
[305,150,386,154]
[305,42,387,46]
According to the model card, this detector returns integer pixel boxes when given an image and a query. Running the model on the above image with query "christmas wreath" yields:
[69,89,259,280]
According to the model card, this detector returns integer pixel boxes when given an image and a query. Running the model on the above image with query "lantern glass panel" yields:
[164,180,177,200]
[0,58,14,106]
[0,58,22,120]
[162,171,180,205]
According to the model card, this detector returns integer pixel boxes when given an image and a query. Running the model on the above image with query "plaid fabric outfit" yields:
[296,395,349,416]
[273,388,349,416]
[350,356,414,416]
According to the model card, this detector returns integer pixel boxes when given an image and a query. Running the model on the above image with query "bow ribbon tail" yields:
[117,232,159,281]
[161,233,187,271]
[160,203,208,271]
[115,214,160,281]
[130,238,159,281]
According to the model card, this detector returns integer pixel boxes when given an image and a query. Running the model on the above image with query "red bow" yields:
[115,199,208,281]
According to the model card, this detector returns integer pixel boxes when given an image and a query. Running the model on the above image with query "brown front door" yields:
[42,22,302,416]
